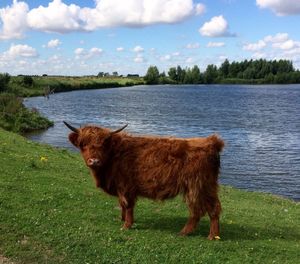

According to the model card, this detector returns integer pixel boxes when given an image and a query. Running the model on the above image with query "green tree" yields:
[177,65,186,84]
[168,67,178,83]
[0,73,11,92]
[22,76,34,87]
[204,64,218,84]
[183,68,193,84]
[191,65,201,84]
[243,67,255,79]
[265,73,275,83]
[219,59,230,78]
[144,66,160,84]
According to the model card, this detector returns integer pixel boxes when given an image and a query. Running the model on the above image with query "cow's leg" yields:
[207,197,221,240]
[122,197,136,230]
[180,195,204,236]
[118,197,126,221]
[119,203,126,222]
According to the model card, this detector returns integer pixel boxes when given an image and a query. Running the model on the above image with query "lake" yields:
[24,85,300,201]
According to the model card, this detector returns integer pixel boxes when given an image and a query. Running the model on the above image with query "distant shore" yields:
[7,75,145,97]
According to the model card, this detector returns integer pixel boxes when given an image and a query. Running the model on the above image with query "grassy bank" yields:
[8,76,145,97]
[0,93,53,133]
[0,128,299,263]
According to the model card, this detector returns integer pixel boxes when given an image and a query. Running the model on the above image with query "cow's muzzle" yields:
[87,158,101,167]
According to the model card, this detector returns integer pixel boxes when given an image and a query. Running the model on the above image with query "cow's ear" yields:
[69,132,79,147]
[103,134,112,146]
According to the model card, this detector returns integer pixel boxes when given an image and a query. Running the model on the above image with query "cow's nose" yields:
[87,158,100,166]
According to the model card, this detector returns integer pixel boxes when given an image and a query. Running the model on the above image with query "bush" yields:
[0,93,53,133]
[0,73,11,92]
[22,76,34,87]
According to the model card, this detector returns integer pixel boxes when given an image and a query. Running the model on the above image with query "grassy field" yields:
[8,76,144,97]
[0,128,299,264]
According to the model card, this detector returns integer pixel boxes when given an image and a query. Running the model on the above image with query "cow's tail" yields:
[208,134,225,153]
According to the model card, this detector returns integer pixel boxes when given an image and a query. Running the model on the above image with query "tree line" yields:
[144,59,300,85]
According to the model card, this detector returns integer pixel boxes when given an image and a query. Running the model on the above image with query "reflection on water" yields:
[24,84,300,201]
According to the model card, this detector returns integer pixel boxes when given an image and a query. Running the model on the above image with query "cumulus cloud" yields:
[264,33,289,43]
[243,33,300,69]
[185,57,194,64]
[207,42,225,48]
[134,54,145,63]
[195,3,206,15]
[45,39,62,48]
[256,0,300,16]
[82,0,197,29]
[133,45,144,52]
[27,0,84,33]
[0,0,205,38]
[116,47,124,52]
[0,0,29,40]
[243,40,266,51]
[74,47,103,59]
[160,54,171,61]
[186,43,200,49]
[272,40,300,50]
[5,44,38,58]
[199,15,235,37]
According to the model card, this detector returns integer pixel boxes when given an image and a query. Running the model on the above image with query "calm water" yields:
[24,85,300,201]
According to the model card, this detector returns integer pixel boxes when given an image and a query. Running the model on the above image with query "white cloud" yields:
[264,33,289,43]
[207,42,225,48]
[243,33,300,69]
[256,0,300,16]
[5,44,38,58]
[45,39,62,48]
[186,43,200,49]
[74,48,84,55]
[1,0,205,38]
[89,47,103,55]
[27,0,84,33]
[134,54,145,63]
[243,40,266,51]
[272,40,300,50]
[195,3,206,15]
[185,57,194,64]
[74,47,103,59]
[116,47,124,52]
[0,0,29,40]
[82,0,196,29]
[133,45,144,52]
[199,15,235,37]
[160,54,171,61]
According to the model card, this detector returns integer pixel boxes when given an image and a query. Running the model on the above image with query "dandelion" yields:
[40,156,48,162]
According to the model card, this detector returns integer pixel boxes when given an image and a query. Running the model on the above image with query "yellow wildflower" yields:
[40,156,48,162]
[214,236,221,240]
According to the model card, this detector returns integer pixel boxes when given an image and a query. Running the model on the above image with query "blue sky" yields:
[0,0,300,76]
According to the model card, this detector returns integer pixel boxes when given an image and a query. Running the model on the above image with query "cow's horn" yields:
[63,121,79,133]
[111,124,128,134]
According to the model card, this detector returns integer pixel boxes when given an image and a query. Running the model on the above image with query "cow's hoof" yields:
[178,228,193,236]
[208,234,221,240]
[121,223,132,230]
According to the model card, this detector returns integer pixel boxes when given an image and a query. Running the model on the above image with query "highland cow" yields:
[64,121,224,239]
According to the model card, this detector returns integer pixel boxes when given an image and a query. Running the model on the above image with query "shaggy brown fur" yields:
[66,124,224,239]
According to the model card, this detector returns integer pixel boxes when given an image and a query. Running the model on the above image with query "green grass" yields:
[8,76,145,97]
[0,128,299,264]
[0,93,53,133]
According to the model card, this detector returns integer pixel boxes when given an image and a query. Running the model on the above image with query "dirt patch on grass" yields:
[0,255,15,264]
